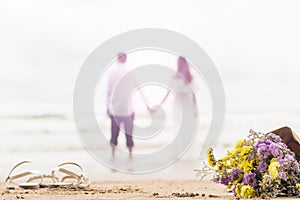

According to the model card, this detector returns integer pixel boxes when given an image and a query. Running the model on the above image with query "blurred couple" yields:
[106,53,196,159]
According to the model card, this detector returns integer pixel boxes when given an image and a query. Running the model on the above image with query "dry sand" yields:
[0,180,295,200]
[0,180,230,200]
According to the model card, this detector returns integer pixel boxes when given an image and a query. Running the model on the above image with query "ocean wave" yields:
[0,114,69,120]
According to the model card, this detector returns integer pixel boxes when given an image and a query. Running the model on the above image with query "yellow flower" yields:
[235,183,243,196]
[296,183,300,188]
[234,139,245,148]
[216,160,226,173]
[240,146,252,157]
[268,158,280,179]
[232,173,243,185]
[226,184,233,190]
[229,149,238,158]
[206,148,216,167]
[228,158,237,168]
[240,185,254,198]
[255,156,259,165]
[239,160,254,173]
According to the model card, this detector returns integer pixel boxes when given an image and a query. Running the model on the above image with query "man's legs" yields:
[110,115,120,159]
[124,114,134,159]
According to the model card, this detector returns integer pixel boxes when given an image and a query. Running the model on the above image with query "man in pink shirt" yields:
[107,53,148,159]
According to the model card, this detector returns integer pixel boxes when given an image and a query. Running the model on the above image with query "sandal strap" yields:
[52,162,90,187]
[57,162,83,171]
[61,175,77,182]
[54,168,81,179]
[9,170,41,181]
[61,175,90,187]
[5,161,42,186]
[27,174,59,183]
[6,161,30,181]
[78,175,90,187]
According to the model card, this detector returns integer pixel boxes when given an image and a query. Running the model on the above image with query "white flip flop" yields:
[51,162,90,188]
[5,161,43,189]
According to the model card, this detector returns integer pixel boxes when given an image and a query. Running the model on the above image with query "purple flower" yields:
[220,176,229,185]
[267,133,282,143]
[285,154,297,164]
[230,168,243,182]
[255,140,272,160]
[254,170,262,180]
[269,143,279,157]
[278,171,287,181]
[277,154,298,168]
[243,172,257,187]
[288,167,296,174]
[258,161,267,173]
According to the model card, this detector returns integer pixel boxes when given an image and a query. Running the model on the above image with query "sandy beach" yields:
[1,180,298,200]
[0,180,231,200]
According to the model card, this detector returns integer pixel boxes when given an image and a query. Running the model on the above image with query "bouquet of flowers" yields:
[197,130,300,198]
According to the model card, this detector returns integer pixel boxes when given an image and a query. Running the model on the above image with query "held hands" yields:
[146,105,160,114]
[144,90,169,114]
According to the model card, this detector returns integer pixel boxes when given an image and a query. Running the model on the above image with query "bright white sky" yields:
[0,0,300,115]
